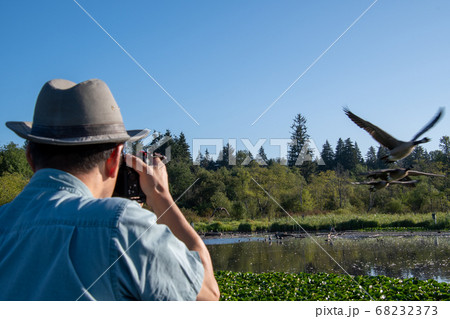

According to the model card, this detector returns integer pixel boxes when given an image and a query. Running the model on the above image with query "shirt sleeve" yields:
[112,201,204,301]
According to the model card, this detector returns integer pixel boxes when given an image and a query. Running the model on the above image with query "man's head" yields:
[26,141,119,174]
[25,141,124,198]
[6,78,148,197]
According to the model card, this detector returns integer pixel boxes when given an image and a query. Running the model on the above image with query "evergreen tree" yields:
[320,140,334,170]
[334,138,345,168]
[439,136,450,168]
[216,143,236,168]
[200,148,214,169]
[300,159,317,183]
[256,146,268,165]
[172,132,191,163]
[146,129,173,158]
[412,146,429,161]
[195,150,204,166]
[287,113,309,167]
[236,150,253,166]
[376,146,389,169]
[401,146,429,170]
[354,142,363,164]
[342,138,358,171]
[440,136,450,154]
[201,149,210,168]
[365,146,377,170]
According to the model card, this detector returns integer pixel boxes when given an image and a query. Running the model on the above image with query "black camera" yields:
[113,152,147,203]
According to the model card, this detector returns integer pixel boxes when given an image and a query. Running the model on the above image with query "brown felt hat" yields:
[6,79,149,145]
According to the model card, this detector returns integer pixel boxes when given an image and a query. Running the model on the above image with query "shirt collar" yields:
[30,168,94,198]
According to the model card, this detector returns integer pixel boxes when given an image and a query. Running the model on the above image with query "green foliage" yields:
[0,173,29,205]
[269,222,299,232]
[237,222,252,232]
[149,130,449,218]
[0,142,32,205]
[385,199,407,214]
[210,191,232,212]
[300,189,314,211]
[166,161,195,205]
[0,142,32,178]
[1,131,449,221]
[231,201,247,219]
[208,222,224,232]
[216,271,450,301]
[195,212,450,232]
[334,219,379,231]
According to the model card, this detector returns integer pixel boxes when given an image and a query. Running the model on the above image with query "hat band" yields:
[31,123,128,139]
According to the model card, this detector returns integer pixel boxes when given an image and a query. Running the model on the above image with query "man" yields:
[0,79,219,300]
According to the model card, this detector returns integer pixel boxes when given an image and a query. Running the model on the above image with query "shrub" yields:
[269,222,298,232]
[181,208,205,223]
[0,173,29,206]
[386,199,407,214]
[237,222,252,232]
[335,219,378,231]
[208,222,224,232]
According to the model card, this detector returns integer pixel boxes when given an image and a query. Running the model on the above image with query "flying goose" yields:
[344,107,444,162]
[364,168,445,181]
[351,179,419,192]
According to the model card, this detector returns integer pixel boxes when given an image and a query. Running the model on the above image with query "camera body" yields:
[113,151,147,203]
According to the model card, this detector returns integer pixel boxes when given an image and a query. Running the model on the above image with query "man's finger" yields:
[125,154,148,174]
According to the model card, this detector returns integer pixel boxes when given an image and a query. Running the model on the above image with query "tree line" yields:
[1,113,449,218]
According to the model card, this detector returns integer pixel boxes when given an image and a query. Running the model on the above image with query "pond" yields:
[204,232,450,283]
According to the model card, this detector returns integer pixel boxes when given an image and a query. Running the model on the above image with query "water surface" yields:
[204,232,450,283]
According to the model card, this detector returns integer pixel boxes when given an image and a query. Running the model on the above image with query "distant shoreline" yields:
[200,229,450,240]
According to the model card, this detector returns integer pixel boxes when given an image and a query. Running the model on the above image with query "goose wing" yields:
[411,107,444,141]
[344,107,401,149]
[390,179,419,185]
[351,181,377,185]
[390,179,418,188]
[364,168,396,179]
[407,170,445,177]
[352,180,386,186]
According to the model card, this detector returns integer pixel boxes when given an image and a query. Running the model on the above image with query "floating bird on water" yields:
[363,168,445,182]
[344,107,444,162]
[351,179,419,192]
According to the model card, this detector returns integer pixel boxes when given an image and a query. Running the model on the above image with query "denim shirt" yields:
[0,169,204,300]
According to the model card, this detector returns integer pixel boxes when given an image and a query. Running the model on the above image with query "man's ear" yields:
[26,144,36,173]
[105,144,124,178]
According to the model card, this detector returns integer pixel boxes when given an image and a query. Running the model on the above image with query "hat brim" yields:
[6,121,149,145]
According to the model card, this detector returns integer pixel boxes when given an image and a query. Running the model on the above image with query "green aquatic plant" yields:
[215,271,450,301]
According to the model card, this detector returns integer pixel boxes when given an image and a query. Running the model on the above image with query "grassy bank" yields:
[193,212,450,233]
[216,271,450,301]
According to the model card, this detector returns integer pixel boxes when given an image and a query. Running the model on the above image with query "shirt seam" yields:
[109,200,130,301]
[0,220,116,235]
[29,182,90,197]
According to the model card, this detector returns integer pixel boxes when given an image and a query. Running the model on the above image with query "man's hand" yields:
[125,154,220,301]
[125,154,172,215]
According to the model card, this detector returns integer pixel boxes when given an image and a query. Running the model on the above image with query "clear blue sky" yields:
[1,0,449,160]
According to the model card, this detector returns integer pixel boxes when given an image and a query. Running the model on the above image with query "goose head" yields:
[414,137,430,145]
